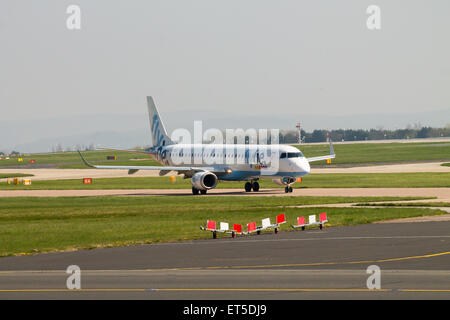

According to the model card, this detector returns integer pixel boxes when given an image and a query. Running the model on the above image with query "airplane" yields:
[78,96,335,194]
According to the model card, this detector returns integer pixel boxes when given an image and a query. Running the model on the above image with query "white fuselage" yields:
[153,143,310,181]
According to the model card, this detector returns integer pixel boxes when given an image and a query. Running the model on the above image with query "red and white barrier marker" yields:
[207,220,216,231]
[254,218,271,235]
[292,213,328,230]
[247,222,257,234]
[262,218,271,229]
[318,212,328,230]
[251,213,287,235]
[232,224,243,238]
[292,216,307,230]
[220,222,229,231]
[200,220,237,239]
[277,213,286,224]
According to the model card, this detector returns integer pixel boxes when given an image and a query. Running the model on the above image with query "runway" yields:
[0,221,449,299]
[1,187,449,201]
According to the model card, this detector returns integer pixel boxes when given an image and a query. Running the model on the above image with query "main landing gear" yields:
[284,186,293,193]
[244,181,260,192]
[192,187,208,195]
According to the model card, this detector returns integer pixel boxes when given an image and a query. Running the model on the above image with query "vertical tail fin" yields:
[147,96,173,147]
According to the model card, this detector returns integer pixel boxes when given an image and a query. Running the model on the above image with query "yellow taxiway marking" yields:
[0,288,389,293]
[399,289,450,292]
[0,289,146,292]
[144,250,450,271]
[153,288,390,292]
[1,288,449,293]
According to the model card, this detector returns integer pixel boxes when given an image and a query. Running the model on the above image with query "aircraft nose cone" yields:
[299,159,310,174]
[304,160,311,173]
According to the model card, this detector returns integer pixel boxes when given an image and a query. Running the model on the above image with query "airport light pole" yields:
[296,122,301,144]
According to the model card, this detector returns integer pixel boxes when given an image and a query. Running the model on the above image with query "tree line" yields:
[279,126,450,143]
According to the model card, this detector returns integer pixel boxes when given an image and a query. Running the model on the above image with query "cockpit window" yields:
[280,151,304,159]
[287,152,304,158]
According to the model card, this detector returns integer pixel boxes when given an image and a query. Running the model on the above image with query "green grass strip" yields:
[0,195,441,257]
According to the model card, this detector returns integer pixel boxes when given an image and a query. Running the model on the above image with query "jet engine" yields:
[191,171,218,190]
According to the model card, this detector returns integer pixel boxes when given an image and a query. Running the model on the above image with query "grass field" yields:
[294,141,450,164]
[356,202,450,207]
[2,172,450,190]
[1,141,450,168]
[0,195,441,257]
[296,172,450,188]
[0,150,160,168]
[442,163,450,167]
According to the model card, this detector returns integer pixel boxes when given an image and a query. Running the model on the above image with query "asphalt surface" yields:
[0,221,449,299]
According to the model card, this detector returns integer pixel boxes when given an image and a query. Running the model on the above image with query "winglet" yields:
[305,138,336,163]
[329,139,335,156]
[77,150,96,168]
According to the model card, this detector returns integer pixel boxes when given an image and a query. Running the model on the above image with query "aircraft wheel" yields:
[232,232,236,238]
[252,181,260,192]
[275,228,279,234]
[245,182,252,192]
[289,187,293,193]
[192,187,199,195]
[213,231,217,239]
[257,230,261,235]
[284,187,289,193]
[200,190,207,195]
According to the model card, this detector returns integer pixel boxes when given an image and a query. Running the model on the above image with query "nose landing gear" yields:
[284,186,293,193]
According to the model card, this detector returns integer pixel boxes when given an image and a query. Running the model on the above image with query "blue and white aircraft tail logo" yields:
[147,96,173,148]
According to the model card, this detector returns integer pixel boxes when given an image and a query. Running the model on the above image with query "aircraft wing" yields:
[306,140,336,163]
[78,151,217,174]
[96,147,153,154]
[306,154,336,162]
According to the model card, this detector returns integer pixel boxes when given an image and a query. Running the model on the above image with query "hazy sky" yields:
[1,1,449,125]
